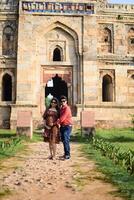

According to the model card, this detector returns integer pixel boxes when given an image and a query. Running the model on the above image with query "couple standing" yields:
[43,95,72,160]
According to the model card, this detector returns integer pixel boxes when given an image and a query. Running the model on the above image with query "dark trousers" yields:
[60,125,72,156]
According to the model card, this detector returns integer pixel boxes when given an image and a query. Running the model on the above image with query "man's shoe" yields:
[65,155,70,159]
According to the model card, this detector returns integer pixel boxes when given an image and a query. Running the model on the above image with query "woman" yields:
[43,97,60,160]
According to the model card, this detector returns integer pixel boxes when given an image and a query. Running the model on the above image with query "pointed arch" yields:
[44,21,79,55]
[53,45,63,61]
[102,74,113,102]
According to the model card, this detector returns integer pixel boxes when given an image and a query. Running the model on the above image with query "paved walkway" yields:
[0,142,124,200]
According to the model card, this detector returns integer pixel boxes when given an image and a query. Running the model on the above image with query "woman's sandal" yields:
[48,155,53,160]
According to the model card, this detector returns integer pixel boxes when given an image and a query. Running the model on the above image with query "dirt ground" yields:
[0,142,124,200]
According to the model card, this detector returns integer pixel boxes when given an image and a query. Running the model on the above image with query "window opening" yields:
[102,75,113,102]
[53,48,62,61]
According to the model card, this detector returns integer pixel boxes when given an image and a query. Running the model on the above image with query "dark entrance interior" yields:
[2,73,12,101]
[102,75,113,102]
[45,74,68,101]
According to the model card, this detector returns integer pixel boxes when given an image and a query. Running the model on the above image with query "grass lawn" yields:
[82,143,134,200]
[73,128,134,200]
[96,128,134,151]
[0,129,42,142]
[0,129,42,160]
[0,129,16,142]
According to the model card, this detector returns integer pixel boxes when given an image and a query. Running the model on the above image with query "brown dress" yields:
[43,108,60,143]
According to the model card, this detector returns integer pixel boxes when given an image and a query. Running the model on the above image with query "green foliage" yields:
[0,129,27,159]
[96,128,134,151]
[0,129,16,142]
[45,97,51,108]
[130,114,134,130]
[92,137,134,175]
[31,131,43,142]
[73,128,134,199]
[0,137,22,156]
[82,144,134,200]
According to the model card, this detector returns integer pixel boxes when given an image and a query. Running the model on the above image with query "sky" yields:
[108,0,134,4]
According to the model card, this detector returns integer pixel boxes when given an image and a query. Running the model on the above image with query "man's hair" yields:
[60,95,67,101]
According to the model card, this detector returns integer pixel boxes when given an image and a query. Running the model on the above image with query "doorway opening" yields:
[45,74,68,102]
[2,73,12,101]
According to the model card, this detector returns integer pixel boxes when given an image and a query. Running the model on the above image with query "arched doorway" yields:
[45,74,68,101]
[2,73,12,101]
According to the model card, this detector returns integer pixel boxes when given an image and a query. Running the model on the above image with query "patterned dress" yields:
[43,108,60,143]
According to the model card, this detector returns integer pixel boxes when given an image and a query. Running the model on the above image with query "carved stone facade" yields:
[0,0,134,129]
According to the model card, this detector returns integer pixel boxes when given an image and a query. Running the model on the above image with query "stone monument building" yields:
[0,0,134,129]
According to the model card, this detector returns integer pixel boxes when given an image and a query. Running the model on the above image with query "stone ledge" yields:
[76,104,134,109]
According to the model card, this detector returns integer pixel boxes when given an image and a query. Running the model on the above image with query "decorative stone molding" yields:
[127,70,134,78]
[21,1,94,15]
[99,69,115,80]
[126,25,134,54]
[105,3,134,13]
[98,24,114,54]
[96,0,107,10]
[48,41,66,62]
[45,21,79,55]
[1,20,17,32]
[0,0,18,12]
[100,23,113,33]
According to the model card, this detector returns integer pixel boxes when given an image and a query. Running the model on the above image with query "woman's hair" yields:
[49,97,59,111]
[43,97,60,119]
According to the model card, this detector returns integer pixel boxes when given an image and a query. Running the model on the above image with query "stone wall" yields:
[0,0,134,129]
[0,105,11,128]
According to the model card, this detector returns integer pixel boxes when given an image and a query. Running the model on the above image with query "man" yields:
[59,96,72,160]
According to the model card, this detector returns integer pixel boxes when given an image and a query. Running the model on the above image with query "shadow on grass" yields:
[0,133,16,138]
[71,132,92,144]
[96,135,134,143]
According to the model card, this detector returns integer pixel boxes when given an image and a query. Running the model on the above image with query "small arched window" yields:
[53,47,63,61]
[2,26,14,56]
[102,75,113,102]
[2,73,12,101]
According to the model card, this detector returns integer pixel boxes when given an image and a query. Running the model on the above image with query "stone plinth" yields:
[16,111,33,139]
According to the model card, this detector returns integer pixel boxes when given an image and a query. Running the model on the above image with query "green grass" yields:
[0,129,43,142]
[32,130,43,142]
[0,129,16,142]
[96,128,134,151]
[0,129,27,160]
[0,129,43,160]
[82,144,134,200]
[72,128,134,200]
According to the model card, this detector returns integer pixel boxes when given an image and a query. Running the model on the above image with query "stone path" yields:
[0,142,124,200]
